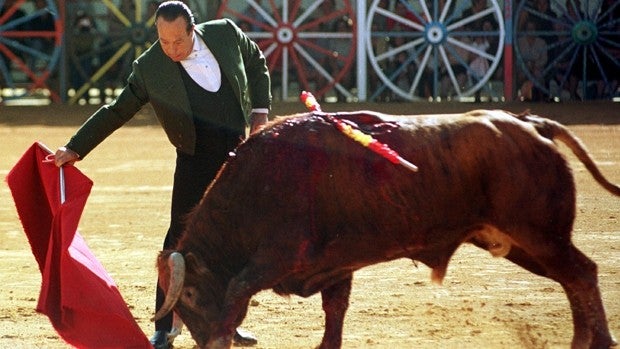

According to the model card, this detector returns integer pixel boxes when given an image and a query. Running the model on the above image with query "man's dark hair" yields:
[155,1,195,32]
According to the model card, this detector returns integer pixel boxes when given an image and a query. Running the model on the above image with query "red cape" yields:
[6,142,150,348]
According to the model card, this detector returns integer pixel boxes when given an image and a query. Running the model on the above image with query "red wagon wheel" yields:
[217,0,357,101]
[0,0,62,103]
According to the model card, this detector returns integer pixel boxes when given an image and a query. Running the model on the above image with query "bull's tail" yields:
[518,113,620,196]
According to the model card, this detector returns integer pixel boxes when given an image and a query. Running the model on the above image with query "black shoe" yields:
[150,330,172,349]
[233,328,258,346]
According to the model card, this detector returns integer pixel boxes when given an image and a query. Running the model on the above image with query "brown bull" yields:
[154,109,619,349]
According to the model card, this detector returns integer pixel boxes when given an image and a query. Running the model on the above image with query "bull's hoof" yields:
[609,334,618,347]
[590,332,618,349]
[207,336,232,349]
[233,328,258,346]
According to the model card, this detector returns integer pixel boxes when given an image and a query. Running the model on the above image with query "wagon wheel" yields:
[67,0,159,104]
[514,0,620,101]
[217,0,357,101]
[366,0,505,101]
[0,0,62,103]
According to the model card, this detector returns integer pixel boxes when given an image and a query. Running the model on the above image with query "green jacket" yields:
[66,18,271,157]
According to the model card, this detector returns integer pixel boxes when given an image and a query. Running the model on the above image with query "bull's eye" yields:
[181,287,197,307]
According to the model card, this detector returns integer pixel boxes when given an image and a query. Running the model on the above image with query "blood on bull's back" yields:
[224,111,575,272]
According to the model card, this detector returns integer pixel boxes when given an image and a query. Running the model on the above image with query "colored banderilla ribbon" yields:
[300,91,418,172]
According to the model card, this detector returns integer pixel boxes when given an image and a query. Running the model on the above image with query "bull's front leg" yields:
[205,289,251,349]
[207,264,285,349]
[319,275,353,349]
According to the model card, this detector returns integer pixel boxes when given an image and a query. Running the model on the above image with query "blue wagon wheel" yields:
[217,0,357,101]
[0,0,62,103]
[366,0,505,101]
[515,0,620,101]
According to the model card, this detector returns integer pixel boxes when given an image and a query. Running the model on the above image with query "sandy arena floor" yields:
[1,101,618,348]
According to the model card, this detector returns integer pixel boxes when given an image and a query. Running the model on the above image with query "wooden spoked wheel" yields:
[0,0,62,103]
[217,0,357,101]
[514,0,620,100]
[366,0,505,101]
[66,0,158,104]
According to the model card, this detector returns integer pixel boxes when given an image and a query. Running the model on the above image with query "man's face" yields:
[157,16,194,62]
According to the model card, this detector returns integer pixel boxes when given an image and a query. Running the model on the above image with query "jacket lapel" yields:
[195,23,239,95]
[147,44,194,131]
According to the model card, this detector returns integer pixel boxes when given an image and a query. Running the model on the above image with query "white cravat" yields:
[180,32,221,92]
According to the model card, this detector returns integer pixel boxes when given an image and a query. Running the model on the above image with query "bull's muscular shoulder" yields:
[265,111,399,138]
[332,110,392,124]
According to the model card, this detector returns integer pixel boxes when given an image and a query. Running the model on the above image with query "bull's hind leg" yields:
[503,244,615,349]
[319,275,353,349]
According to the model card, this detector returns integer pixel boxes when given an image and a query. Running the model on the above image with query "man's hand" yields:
[54,146,80,167]
[249,112,268,134]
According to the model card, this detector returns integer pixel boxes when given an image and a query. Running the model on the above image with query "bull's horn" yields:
[151,252,185,322]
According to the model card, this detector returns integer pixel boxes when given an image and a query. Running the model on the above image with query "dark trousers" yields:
[155,125,243,331]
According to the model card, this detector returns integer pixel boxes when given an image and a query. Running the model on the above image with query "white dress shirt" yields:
[180,32,221,92]
[180,32,268,114]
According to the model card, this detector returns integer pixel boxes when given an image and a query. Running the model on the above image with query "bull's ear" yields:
[182,253,224,295]
[156,250,175,282]
[154,250,181,301]
[183,252,201,270]
[156,250,175,266]
[183,252,211,278]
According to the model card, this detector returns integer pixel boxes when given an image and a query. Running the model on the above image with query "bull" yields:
[153,109,619,349]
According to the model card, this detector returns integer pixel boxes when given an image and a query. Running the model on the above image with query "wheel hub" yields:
[572,20,598,45]
[276,25,295,44]
[425,22,446,45]
[130,24,149,45]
